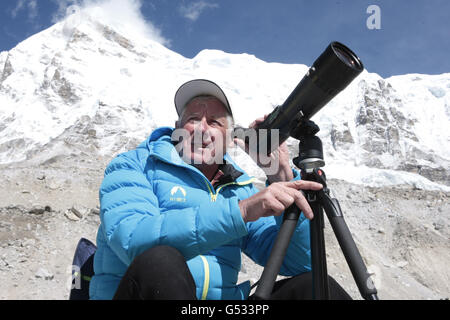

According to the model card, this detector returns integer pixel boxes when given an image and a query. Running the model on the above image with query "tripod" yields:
[251,120,379,300]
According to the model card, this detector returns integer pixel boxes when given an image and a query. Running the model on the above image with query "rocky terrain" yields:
[0,154,448,300]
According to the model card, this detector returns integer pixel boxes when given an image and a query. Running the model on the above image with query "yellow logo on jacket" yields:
[170,186,187,202]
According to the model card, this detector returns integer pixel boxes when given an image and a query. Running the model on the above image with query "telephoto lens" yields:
[234,41,364,155]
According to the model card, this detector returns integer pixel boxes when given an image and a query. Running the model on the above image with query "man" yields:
[89,79,350,300]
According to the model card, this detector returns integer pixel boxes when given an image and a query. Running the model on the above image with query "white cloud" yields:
[179,1,219,22]
[50,0,170,46]
[11,0,38,20]
[11,0,25,18]
[28,0,38,19]
[50,0,82,23]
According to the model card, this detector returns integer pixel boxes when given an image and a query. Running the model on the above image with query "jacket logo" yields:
[170,186,187,202]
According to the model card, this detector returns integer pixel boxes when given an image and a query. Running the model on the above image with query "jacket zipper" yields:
[198,178,255,300]
[209,178,256,202]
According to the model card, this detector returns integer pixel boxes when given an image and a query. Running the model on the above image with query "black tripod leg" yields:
[328,215,378,300]
[309,202,330,299]
[251,204,301,300]
[321,195,379,300]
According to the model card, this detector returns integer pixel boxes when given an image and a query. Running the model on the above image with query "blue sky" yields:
[0,0,449,78]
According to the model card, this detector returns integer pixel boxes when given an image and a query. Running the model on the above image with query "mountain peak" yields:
[0,17,449,191]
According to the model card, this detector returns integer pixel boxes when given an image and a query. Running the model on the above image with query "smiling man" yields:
[89,79,351,300]
[175,94,231,176]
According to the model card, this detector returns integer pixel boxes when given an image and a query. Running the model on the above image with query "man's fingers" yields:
[270,187,296,209]
[293,191,314,220]
[249,119,262,129]
[284,179,323,191]
[278,185,314,220]
[269,184,314,220]
[249,114,269,128]
[269,200,286,216]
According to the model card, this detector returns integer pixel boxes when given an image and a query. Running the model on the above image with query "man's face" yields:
[175,96,230,166]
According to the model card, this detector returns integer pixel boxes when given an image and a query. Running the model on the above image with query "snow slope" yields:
[0,9,449,191]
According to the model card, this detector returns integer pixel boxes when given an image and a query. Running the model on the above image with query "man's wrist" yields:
[238,200,246,222]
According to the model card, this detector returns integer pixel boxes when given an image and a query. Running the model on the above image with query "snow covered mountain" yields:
[0,11,449,191]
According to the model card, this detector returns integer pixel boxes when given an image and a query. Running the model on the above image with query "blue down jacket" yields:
[89,127,311,300]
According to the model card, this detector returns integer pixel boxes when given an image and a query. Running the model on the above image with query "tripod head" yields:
[291,120,325,174]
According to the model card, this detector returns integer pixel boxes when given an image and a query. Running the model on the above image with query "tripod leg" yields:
[252,204,301,300]
[309,202,330,299]
[328,215,378,300]
[321,195,379,300]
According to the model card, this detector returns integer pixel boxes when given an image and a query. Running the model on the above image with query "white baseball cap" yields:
[174,79,233,117]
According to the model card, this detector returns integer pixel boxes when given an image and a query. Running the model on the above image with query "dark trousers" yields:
[113,245,352,300]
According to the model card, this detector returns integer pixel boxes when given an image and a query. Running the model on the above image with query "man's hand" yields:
[238,180,323,223]
[234,115,293,183]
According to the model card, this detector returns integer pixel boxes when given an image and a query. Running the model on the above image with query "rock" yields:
[28,205,51,215]
[70,205,89,219]
[433,219,445,231]
[36,173,46,180]
[28,206,44,215]
[396,261,409,268]
[90,207,100,215]
[46,180,61,190]
[35,268,54,280]
[5,205,27,214]
[21,239,36,248]
[64,209,80,221]
[1,256,9,267]
[70,206,83,219]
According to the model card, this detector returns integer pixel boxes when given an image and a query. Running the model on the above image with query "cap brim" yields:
[174,79,232,117]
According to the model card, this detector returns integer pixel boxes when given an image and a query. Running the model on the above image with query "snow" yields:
[0,8,449,192]
[387,73,450,160]
[326,163,450,192]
